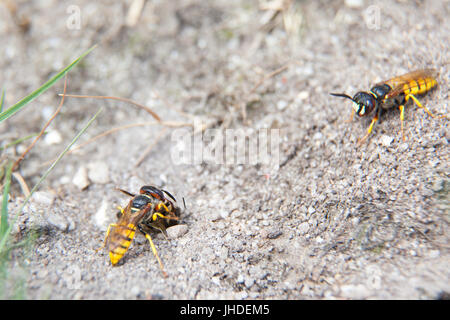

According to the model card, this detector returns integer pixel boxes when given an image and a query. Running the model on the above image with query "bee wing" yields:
[377,69,438,99]
[107,202,150,250]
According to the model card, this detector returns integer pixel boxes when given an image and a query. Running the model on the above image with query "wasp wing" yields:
[106,201,150,252]
[376,68,438,100]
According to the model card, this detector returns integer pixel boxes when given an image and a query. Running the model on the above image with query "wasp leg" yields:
[151,211,179,240]
[357,106,381,146]
[145,233,168,278]
[96,223,118,253]
[115,205,125,219]
[152,210,179,222]
[137,225,168,278]
[149,220,170,240]
[398,104,406,141]
[154,202,170,213]
[406,94,446,119]
[346,109,355,123]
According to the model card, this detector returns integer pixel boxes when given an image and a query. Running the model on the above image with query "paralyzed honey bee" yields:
[97,186,181,277]
[331,68,446,145]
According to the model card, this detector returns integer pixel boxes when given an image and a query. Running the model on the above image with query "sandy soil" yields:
[0,0,448,299]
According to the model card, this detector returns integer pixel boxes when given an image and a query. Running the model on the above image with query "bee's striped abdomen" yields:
[402,77,437,96]
[108,223,137,265]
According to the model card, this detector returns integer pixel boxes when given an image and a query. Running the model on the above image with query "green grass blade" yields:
[0,108,103,254]
[0,45,97,123]
[0,132,45,152]
[0,162,13,237]
[0,89,5,113]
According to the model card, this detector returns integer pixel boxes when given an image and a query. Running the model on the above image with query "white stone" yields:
[380,134,394,147]
[32,191,55,206]
[93,199,109,230]
[44,130,63,145]
[166,224,188,239]
[72,166,90,190]
[87,161,110,184]
[345,0,363,8]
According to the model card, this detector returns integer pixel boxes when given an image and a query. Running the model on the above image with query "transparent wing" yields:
[377,69,437,99]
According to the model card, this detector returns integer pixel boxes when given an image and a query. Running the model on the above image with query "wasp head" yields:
[129,195,154,218]
[140,185,166,200]
[330,92,377,117]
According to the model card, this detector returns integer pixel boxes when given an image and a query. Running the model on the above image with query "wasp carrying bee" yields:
[331,68,446,145]
[97,185,181,277]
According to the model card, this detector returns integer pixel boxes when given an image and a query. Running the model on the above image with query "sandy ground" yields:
[0,0,449,299]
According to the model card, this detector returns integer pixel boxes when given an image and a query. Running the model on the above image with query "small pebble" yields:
[267,229,283,239]
[210,212,222,221]
[380,135,393,147]
[297,91,309,101]
[277,100,288,110]
[219,210,230,219]
[428,250,440,258]
[297,222,310,235]
[93,200,109,230]
[345,0,363,8]
[44,130,63,145]
[340,284,370,299]
[32,191,55,206]
[398,142,409,152]
[72,166,90,190]
[430,178,445,192]
[87,161,110,184]
[47,214,70,231]
[244,277,255,288]
[41,106,54,121]
[130,286,141,297]
[166,224,188,239]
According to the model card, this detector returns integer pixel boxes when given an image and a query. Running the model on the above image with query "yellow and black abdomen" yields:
[107,223,137,265]
[402,76,437,96]
[384,69,438,100]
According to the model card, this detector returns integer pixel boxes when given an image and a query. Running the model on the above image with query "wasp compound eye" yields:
[352,92,376,116]
[140,186,164,200]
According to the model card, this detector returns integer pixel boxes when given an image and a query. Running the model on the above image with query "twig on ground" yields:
[58,93,161,121]
[126,0,146,27]
[11,172,30,198]
[12,75,68,172]
[248,64,289,96]
[150,90,197,121]
[134,127,169,167]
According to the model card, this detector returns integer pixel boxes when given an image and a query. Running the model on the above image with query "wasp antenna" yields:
[162,189,177,202]
[182,197,186,209]
[116,188,135,197]
[330,92,354,101]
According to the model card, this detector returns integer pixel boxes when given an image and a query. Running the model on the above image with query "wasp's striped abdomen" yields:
[107,223,137,265]
[401,77,437,96]
[384,70,438,100]
[396,78,437,95]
